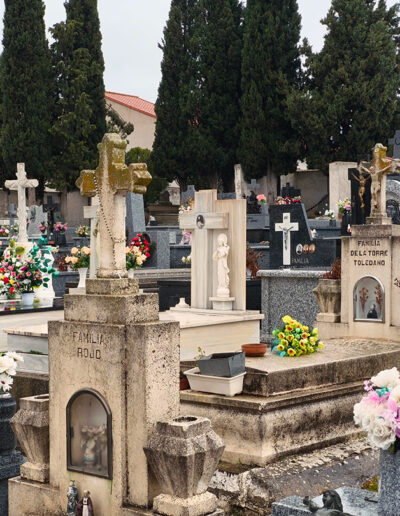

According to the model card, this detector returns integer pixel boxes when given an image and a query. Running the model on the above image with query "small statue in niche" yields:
[80,424,107,470]
[213,233,230,298]
[303,490,353,515]
[75,490,94,516]
[67,480,79,516]
[367,303,378,319]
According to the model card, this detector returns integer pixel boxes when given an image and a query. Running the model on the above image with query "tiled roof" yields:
[105,91,156,119]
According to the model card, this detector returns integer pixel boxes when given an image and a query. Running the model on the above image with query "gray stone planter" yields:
[144,416,225,516]
[197,352,245,378]
[313,278,341,323]
[11,394,49,483]
[379,448,400,515]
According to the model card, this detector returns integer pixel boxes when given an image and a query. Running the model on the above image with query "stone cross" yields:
[275,213,299,266]
[83,197,100,279]
[246,179,261,195]
[358,143,399,224]
[389,130,400,159]
[4,163,38,247]
[234,164,245,199]
[76,133,152,278]
[180,190,229,308]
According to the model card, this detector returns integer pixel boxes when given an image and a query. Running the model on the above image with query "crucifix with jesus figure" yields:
[76,133,152,278]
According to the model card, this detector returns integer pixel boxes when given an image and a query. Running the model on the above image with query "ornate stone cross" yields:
[358,143,400,224]
[76,133,152,278]
[5,163,38,247]
[180,190,229,308]
[83,197,100,279]
[275,213,299,266]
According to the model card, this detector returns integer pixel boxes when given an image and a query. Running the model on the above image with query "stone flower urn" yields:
[144,416,225,516]
[313,278,341,323]
[10,394,49,483]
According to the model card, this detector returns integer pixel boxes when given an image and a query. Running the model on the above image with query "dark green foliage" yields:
[126,147,168,206]
[239,0,302,188]
[0,0,52,193]
[287,0,400,171]
[153,0,242,190]
[152,0,198,190]
[49,0,106,189]
[188,0,243,190]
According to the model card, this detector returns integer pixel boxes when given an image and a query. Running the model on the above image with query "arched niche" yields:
[66,389,112,479]
[353,276,385,322]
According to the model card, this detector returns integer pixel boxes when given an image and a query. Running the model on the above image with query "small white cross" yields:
[275,213,299,266]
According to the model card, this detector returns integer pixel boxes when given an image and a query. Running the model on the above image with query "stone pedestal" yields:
[11,394,49,483]
[144,416,224,516]
[209,296,235,311]
[313,279,341,323]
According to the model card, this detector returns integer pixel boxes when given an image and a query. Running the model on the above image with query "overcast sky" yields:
[0,0,397,103]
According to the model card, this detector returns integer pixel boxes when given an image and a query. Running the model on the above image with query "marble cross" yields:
[275,213,299,266]
[76,133,152,278]
[246,179,261,194]
[83,197,100,279]
[4,163,38,247]
[180,190,228,308]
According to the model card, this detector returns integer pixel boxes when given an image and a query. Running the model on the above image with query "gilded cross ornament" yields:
[76,133,152,278]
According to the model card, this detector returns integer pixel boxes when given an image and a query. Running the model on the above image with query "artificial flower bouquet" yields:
[272,315,324,357]
[53,222,68,233]
[337,198,351,215]
[65,247,90,270]
[0,351,23,394]
[256,194,267,204]
[76,225,90,238]
[354,368,400,452]
[324,210,335,220]
[0,226,10,237]
[38,222,47,234]
[16,261,43,293]
[126,234,151,270]
[181,254,191,265]
[276,196,301,206]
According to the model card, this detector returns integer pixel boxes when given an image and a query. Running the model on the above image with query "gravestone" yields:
[281,182,300,198]
[181,185,196,205]
[389,129,400,159]
[234,164,245,199]
[386,179,400,224]
[28,205,46,238]
[5,163,39,250]
[180,190,246,310]
[269,204,337,269]
[348,166,371,225]
[126,192,146,243]
[246,178,261,196]
[43,195,60,232]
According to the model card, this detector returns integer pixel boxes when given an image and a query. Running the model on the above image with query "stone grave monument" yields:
[4,163,38,252]
[269,203,337,269]
[126,191,146,243]
[316,143,400,342]
[7,134,187,515]
[28,204,46,239]
[83,197,100,279]
[159,189,263,357]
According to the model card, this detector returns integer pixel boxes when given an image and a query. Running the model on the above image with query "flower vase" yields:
[379,449,400,515]
[21,292,35,308]
[0,393,17,454]
[128,269,135,279]
[77,268,88,289]
[53,232,66,246]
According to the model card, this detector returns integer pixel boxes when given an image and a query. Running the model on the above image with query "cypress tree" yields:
[0,0,52,192]
[287,0,400,171]
[239,0,302,201]
[152,0,198,190]
[188,0,243,190]
[50,0,106,189]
